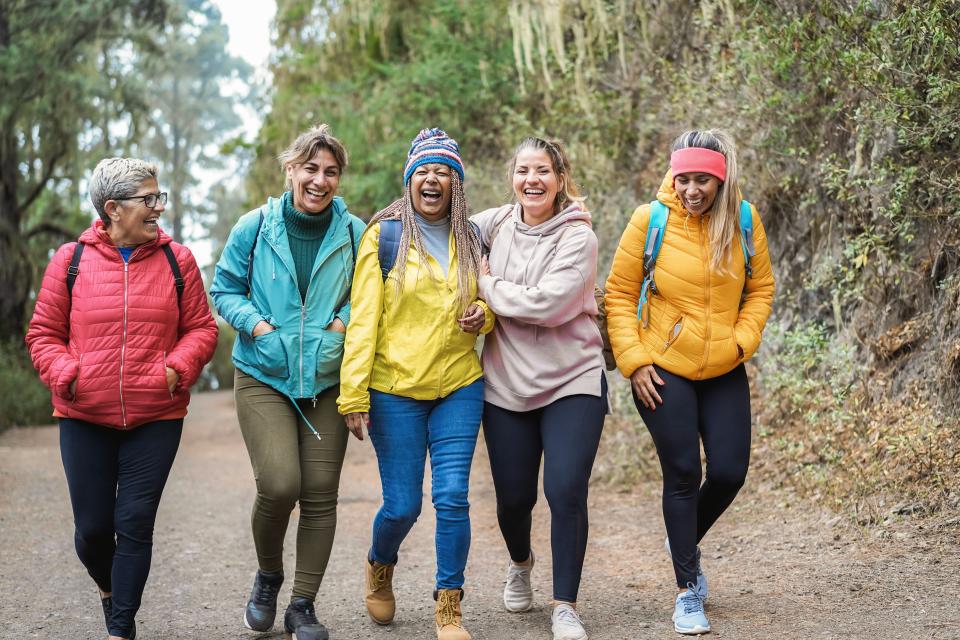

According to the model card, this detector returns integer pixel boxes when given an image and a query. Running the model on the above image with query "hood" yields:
[512,201,592,235]
[79,219,172,257]
[655,169,684,213]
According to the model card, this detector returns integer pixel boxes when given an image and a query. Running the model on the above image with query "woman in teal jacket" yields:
[211,124,364,640]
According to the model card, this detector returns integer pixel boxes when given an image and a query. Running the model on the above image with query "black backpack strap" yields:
[161,244,184,309]
[347,220,357,265]
[339,220,358,311]
[247,209,266,289]
[66,242,84,299]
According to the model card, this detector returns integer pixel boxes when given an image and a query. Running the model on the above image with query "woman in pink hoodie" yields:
[472,137,606,640]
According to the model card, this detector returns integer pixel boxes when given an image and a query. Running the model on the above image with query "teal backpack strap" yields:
[638,200,670,327]
[739,200,755,278]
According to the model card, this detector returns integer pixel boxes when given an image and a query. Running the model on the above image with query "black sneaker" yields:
[244,570,284,632]
[283,597,329,640]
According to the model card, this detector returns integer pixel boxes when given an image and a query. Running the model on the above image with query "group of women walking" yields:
[26,124,774,640]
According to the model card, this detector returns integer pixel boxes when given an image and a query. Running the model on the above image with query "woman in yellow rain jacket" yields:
[606,129,774,636]
[338,128,493,640]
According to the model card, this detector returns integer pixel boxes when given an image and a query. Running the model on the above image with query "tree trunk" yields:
[0,125,30,342]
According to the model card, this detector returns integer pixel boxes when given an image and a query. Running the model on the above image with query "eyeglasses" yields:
[119,192,168,209]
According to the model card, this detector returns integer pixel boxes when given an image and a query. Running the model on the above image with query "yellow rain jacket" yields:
[337,221,495,414]
[605,172,775,381]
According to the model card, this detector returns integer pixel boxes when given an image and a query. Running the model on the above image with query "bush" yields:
[0,341,54,429]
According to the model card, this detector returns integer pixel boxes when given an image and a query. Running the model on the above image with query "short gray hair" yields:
[89,157,159,224]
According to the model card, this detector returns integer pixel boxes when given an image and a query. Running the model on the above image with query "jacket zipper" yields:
[120,261,129,427]
[696,221,711,379]
[299,303,306,398]
[661,317,684,353]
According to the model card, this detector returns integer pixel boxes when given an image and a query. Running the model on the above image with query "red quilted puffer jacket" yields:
[26,221,218,429]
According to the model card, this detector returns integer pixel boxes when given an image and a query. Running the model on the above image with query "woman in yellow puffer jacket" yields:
[605,129,774,636]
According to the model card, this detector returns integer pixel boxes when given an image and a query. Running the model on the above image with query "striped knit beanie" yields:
[403,127,465,185]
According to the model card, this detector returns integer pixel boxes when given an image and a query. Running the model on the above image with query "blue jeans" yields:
[368,378,483,589]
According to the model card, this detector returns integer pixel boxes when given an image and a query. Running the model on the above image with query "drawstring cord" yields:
[287,394,322,441]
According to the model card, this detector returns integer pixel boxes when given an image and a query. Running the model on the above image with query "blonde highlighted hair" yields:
[671,129,741,275]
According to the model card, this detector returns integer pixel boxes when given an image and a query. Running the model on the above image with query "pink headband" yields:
[670,148,726,181]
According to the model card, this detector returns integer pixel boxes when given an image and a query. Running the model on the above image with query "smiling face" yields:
[286,148,341,214]
[512,148,561,223]
[409,163,452,221]
[105,177,164,247]
[674,172,722,216]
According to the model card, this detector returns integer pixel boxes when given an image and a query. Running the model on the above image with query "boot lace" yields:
[436,590,460,627]
[370,563,391,591]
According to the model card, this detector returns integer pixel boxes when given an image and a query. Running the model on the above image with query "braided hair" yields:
[369,171,481,315]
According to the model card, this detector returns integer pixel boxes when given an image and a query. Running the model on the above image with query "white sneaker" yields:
[503,550,535,612]
[551,603,588,640]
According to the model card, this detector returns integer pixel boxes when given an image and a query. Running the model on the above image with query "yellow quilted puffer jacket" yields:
[605,171,775,381]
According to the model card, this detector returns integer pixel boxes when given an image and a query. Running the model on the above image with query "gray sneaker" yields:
[503,550,535,612]
[664,536,707,600]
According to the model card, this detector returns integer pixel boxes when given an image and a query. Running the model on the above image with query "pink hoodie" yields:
[472,202,605,411]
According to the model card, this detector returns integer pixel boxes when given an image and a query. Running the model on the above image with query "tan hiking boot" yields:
[364,558,396,624]
[434,588,470,640]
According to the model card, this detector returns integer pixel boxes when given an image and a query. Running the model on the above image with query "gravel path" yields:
[1,390,956,639]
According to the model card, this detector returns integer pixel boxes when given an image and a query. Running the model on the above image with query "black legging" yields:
[59,418,182,638]
[633,364,751,588]
[482,375,606,603]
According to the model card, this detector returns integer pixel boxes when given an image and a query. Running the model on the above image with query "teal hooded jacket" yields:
[211,194,365,400]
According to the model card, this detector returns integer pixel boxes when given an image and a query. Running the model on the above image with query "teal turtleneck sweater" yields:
[282,190,333,301]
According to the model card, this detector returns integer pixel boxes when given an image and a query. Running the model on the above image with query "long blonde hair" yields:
[671,129,741,275]
[369,172,481,315]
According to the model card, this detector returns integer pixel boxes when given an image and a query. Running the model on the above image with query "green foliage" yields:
[0,341,54,430]
[249,0,521,214]
[195,321,238,391]
[760,321,857,429]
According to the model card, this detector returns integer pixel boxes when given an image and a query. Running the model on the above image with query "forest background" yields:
[2,0,958,536]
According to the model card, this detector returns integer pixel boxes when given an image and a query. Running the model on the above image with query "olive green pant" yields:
[235,369,348,600]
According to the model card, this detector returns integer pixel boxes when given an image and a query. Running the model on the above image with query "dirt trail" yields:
[1,390,956,639]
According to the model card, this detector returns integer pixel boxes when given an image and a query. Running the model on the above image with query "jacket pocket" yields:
[70,353,84,402]
[660,316,686,354]
[162,351,173,398]
[253,329,289,378]
[315,328,345,378]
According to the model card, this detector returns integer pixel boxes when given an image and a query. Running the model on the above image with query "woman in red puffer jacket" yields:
[25,157,218,640]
